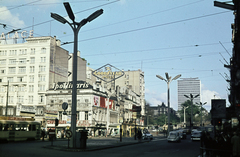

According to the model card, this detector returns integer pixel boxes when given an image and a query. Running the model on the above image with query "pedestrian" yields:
[204,132,213,157]
[137,129,142,142]
[231,132,240,157]
[41,129,45,141]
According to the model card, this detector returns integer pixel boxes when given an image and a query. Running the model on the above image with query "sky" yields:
[0,0,234,112]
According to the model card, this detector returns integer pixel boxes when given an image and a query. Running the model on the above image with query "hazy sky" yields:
[0,0,234,111]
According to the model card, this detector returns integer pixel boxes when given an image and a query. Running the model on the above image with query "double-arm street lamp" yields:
[156,73,181,135]
[196,102,207,126]
[184,94,199,131]
[51,2,103,148]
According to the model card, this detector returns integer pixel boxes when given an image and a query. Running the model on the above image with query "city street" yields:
[0,135,201,157]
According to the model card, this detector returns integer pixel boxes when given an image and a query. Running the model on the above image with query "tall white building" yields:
[0,36,69,122]
[177,78,201,111]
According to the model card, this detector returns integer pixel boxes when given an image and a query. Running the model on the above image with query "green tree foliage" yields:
[178,100,203,124]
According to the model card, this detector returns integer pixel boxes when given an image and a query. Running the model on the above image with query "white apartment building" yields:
[177,78,201,111]
[0,36,69,122]
[115,69,145,116]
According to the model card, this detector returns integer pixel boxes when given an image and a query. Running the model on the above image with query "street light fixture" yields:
[156,73,181,135]
[184,94,199,131]
[51,2,103,148]
[196,102,207,126]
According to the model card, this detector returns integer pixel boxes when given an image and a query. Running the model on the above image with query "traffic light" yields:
[217,119,222,126]
[55,118,59,126]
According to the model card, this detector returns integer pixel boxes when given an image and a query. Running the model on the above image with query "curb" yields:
[43,140,151,152]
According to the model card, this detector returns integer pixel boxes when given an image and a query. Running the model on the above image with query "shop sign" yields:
[45,110,58,115]
[45,114,58,120]
[92,64,124,83]
[21,105,36,113]
[51,81,92,90]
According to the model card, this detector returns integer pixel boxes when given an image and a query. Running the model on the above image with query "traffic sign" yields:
[65,130,72,138]
[62,102,68,110]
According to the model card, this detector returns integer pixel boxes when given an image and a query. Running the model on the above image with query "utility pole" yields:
[5,80,9,116]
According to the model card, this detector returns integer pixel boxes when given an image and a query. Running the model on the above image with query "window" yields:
[29,75,34,82]
[41,57,46,63]
[19,67,26,73]
[29,85,34,92]
[30,57,35,64]
[0,69,5,74]
[9,86,15,92]
[39,85,45,91]
[0,87,4,92]
[8,67,16,74]
[0,59,6,65]
[29,96,33,104]
[7,77,13,82]
[40,95,44,103]
[30,48,35,54]
[17,96,24,103]
[17,77,23,82]
[9,50,16,55]
[39,66,46,72]
[0,96,3,103]
[19,49,27,55]
[18,86,25,92]
[85,111,88,120]
[9,59,16,65]
[0,50,7,56]
[39,75,45,82]
[30,66,35,73]
[8,96,14,103]
[41,48,46,53]
[19,58,26,64]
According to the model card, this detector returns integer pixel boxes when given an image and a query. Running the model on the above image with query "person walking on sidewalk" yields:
[137,129,142,142]
[231,132,240,157]
[41,129,46,141]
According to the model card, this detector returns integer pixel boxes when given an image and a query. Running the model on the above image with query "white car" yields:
[142,133,153,140]
[167,131,181,143]
[191,131,202,141]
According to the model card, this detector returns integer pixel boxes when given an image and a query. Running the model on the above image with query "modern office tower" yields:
[177,78,201,111]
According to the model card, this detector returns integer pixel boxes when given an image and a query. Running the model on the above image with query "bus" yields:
[0,120,41,142]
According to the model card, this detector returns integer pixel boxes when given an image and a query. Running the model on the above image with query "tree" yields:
[179,100,201,125]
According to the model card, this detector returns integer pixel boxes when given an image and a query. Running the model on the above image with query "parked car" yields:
[142,132,153,140]
[167,131,181,143]
[191,131,202,141]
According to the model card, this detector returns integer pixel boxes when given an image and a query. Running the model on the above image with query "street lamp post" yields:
[196,102,207,126]
[51,2,103,148]
[156,73,181,135]
[183,106,189,127]
[184,94,199,131]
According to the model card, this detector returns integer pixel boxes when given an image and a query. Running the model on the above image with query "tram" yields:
[0,119,41,142]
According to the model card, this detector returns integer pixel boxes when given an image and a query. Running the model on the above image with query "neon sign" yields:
[0,30,33,40]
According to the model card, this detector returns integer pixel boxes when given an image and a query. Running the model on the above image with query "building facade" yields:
[177,78,201,111]
[0,36,69,123]
[0,35,145,137]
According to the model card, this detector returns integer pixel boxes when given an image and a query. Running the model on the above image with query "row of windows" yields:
[0,66,46,74]
[0,124,39,131]
[0,48,46,56]
[0,84,46,93]
[0,57,47,65]
[0,95,45,104]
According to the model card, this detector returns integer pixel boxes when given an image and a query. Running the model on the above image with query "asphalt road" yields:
[0,135,201,157]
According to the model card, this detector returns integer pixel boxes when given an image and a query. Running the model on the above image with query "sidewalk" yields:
[43,134,165,152]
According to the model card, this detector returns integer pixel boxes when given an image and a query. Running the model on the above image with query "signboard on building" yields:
[92,64,124,83]
[211,99,226,119]
[50,81,92,90]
